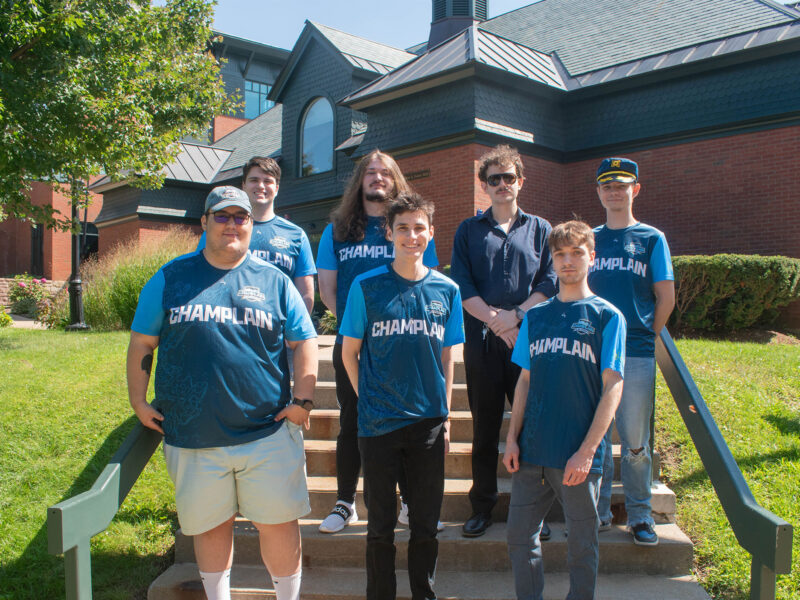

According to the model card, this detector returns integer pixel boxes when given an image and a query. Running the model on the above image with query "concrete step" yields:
[174,520,693,576]
[305,476,676,524]
[303,439,661,481]
[149,564,710,600]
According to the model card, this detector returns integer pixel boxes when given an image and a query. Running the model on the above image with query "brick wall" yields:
[99,218,203,255]
[562,125,800,258]
[213,115,249,142]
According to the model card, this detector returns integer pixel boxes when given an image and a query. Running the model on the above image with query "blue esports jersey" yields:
[132,252,317,449]
[511,295,626,473]
[588,223,673,357]
[197,216,316,280]
[316,215,439,338]
[339,265,465,437]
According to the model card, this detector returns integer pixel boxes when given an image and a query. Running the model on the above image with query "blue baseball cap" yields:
[597,157,638,184]
[204,186,252,213]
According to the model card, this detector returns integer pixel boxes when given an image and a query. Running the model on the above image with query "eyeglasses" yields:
[486,173,519,187]
[209,211,251,225]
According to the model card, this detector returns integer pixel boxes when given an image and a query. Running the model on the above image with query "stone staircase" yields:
[149,336,709,599]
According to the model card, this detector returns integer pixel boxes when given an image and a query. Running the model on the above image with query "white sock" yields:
[199,568,231,600]
[272,569,302,600]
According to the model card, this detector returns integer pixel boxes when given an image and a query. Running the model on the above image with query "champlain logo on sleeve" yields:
[425,300,446,317]
[623,240,645,256]
[570,319,596,336]
[270,236,291,250]
[237,286,266,303]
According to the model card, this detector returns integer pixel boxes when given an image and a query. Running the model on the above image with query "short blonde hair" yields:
[548,220,595,253]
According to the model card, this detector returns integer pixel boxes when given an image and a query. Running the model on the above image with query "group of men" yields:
[128,144,674,600]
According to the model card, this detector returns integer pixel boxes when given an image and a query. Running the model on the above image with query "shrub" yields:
[318,309,338,334]
[670,254,800,330]
[8,274,50,317]
[0,307,13,327]
[43,227,199,330]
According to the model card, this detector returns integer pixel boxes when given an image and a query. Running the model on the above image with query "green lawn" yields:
[655,336,800,600]
[0,329,174,600]
[0,328,797,599]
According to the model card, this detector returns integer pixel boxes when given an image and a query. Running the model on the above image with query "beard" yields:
[364,190,389,203]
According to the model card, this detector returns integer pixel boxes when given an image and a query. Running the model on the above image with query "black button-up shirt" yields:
[450,207,556,309]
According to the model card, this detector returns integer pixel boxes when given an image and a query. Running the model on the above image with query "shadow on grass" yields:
[669,447,800,489]
[763,413,800,437]
[2,416,174,600]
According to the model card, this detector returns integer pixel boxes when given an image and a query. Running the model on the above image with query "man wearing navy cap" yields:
[127,186,318,600]
[588,158,675,546]
[451,144,557,538]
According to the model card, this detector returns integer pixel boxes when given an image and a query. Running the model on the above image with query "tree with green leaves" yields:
[0,0,235,228]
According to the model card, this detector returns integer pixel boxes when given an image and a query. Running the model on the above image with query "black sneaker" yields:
[630,522,659,546]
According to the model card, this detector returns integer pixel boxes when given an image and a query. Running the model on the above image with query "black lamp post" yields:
[66,186,90,331]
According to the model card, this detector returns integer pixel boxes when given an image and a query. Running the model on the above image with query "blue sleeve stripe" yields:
[600,311,626,376]
[443,288,465,346]
[510,314,530,370]
[651,234,674,282]
[339,278,367,339]
[315,224,337,270]
[131,270,167,336]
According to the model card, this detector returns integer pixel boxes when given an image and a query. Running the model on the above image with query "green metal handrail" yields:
[47,423,163,600]
[656,329,793,600]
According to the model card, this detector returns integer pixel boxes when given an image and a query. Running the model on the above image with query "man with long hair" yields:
[316,150,439,533]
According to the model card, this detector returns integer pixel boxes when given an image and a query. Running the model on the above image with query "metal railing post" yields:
[64,541,92,600]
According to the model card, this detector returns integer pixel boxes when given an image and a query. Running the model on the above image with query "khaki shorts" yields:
[164,421,310,535]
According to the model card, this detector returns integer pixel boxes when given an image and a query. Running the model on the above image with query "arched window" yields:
[300,98,334,176]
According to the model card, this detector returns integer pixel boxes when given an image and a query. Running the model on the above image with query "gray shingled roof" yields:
[214,104,283,172]
[343,26,567,106]
[310,22,415,74]
[482,0,797,75]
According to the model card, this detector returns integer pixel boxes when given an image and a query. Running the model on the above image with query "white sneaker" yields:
[319,501,357,533]
[398,500,445,532]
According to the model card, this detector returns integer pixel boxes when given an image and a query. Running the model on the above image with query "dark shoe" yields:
[540,521,551,541]
[630,522,659,546]
[462,512,492,537]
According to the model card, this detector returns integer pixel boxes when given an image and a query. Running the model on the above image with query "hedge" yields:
[670,254,800,330]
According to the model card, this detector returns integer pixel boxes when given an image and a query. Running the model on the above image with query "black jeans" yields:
[333,343,408,503]
[463,314,520,515]
[359,418,445,600]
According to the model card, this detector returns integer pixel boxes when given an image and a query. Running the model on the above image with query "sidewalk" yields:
[8,314,46,330]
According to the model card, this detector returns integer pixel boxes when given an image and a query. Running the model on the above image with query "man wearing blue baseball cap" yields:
[588,158,675,546]
[126,185,318,600]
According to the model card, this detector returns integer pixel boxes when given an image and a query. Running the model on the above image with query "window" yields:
[300,98,334,176]
[244,80,273,119]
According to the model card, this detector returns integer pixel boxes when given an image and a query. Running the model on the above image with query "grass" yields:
[0,328,174,600]
[655,335,800,600]
[0,327,797,599]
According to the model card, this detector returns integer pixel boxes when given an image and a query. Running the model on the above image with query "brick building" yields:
[93,0,800,278]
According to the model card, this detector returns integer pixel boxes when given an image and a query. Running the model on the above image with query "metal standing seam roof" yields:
[213,104,283,173]
[310,22,415,74]
[481,0,798,76]
[342,26,568,105]
[163,143,232,183]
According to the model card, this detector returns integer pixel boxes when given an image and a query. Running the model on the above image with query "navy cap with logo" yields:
[596,158,638,184]
[204,186,252,214]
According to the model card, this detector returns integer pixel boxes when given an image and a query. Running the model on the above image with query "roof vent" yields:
[429,0,488,48]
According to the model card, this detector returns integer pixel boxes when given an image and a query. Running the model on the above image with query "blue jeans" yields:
[507,463,600,600]
[597,356,656,527]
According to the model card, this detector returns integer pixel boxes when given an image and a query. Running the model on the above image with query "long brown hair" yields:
[331,149,411,242]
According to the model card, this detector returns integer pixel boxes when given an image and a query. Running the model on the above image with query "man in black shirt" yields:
[450,144,557,537]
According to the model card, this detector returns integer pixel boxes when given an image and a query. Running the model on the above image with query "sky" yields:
[211,0,543,52]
